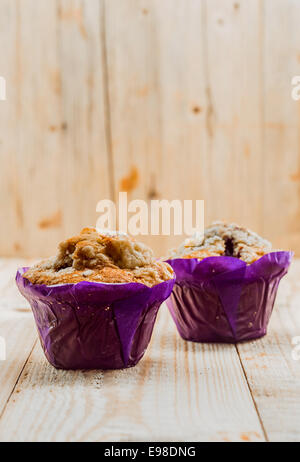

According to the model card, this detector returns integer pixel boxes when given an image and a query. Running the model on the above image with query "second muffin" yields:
[166,222,293,343]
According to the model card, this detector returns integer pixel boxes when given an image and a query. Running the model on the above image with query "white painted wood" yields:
[237,259,300,442]
[0,259,35,312]
[0,259,37,419]
[0,313,37,418]
[0,299,264,442]
[1,257,300,441]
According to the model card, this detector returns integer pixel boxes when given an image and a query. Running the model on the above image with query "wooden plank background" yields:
[0,0,300,258]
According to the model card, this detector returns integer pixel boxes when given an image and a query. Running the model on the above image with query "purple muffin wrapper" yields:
[166,251,293,343]
[16,268,175,370]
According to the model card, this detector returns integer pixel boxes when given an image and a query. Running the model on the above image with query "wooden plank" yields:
[57,0,113,239]
[104,0,208,256]
[237,260,300,442]
[263,0,300,252]
[0,259,34,312]
[0,303,264,442]
[0,259,37,420]
[0,0,20,257]
[0,1,63,258]
[0,0,300,259]
[204,0,264,232]
[0,260,23,295]
[0,259,32,298]
[0,0,112,258]
[0,313,36,418]
[2,256,300,441]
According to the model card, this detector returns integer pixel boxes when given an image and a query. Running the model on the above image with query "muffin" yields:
[17,228,175,370]
[166,222,292,343]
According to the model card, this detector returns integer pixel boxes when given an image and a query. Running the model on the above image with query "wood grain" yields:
[0,261,37,419]
[0,303,264,442]
[105,0,209,255]
[0,258,38,435]
[0,0,112,258]
[0,258,34,311]
[263,0,300,254]
[0,313,36,419]
[0,0,299,258]
[0,257,300,441]
[204,0,264,232]
[57,0,113,237]
[237,259,300,442]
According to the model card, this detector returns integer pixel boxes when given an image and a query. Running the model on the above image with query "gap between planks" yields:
[0,338,37,422]
[235,345,269,442]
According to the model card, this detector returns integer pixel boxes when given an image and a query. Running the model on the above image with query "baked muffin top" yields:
[169,222,272,265]
[24,228,174,287]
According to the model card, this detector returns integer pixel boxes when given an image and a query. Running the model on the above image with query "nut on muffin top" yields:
[24,228,174,287]
[169,222,272,265]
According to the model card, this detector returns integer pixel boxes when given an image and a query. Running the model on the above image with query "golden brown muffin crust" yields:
[170,222,272,265]
[24,228,173,287]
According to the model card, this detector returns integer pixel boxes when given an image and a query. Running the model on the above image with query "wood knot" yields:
[192,105,202,114]
[120,166,139,193]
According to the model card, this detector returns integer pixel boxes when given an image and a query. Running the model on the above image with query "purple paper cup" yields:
[16,268,175,370]
[166,251,293,343]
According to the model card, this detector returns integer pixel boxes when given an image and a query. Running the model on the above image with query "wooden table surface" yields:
[0,257,299,442]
